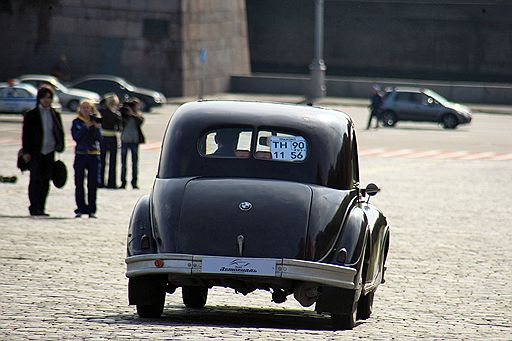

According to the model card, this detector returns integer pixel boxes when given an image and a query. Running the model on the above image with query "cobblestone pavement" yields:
[1,112,511,339]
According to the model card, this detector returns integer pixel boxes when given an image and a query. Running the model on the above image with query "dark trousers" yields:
[367,109,380,129]
[28,152,54,214]
[74,154,100,214]
[100,136,118,188]
[121,142,139,187]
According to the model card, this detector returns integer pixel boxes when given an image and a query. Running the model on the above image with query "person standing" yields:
[22,86,65,217]
[71,100,102,218]
[367,85,383,129]
[98,93,122,189]
[120,98,145,189]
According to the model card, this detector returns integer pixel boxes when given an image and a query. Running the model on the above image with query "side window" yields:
[199,128,252,158]
[394,92,411,102]
[255,130,307,162]
[13,88,30,98]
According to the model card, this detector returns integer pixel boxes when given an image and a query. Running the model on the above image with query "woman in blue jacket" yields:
[71,100,102,218]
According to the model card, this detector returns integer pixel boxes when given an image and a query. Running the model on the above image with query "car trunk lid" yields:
[176,178,312,259]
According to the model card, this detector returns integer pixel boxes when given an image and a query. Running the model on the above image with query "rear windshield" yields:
[198,127,308,162]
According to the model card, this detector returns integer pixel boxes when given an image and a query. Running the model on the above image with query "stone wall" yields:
[246,0,512,84]
[181,0,250,96]
[0,0,250,97]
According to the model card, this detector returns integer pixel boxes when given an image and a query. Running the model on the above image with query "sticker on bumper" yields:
[201,257,276,276]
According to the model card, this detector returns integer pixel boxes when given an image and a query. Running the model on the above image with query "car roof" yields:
[18,74,58,81]
[72,74,126,84]
[387,86,424,93]
[0,82,38,93]
[159,100,356,189]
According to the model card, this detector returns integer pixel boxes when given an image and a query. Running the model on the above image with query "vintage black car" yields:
[125,101,390,330]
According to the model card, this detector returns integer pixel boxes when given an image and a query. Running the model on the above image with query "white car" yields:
[18,74,100,112]
[0,82,61,113]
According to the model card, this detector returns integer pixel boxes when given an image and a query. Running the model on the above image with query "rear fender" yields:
[333,206,368,266]
[127,195,156,256]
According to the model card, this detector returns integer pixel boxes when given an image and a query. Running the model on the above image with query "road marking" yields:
[380,149,414,158]
[458,151,497,160]
[406,150,442,158]
[489,153,512,161]
[359,148,387,156]
[435,151,470,159]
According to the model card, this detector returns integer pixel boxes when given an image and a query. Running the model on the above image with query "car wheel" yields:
[136,301,165,318]
[331,298,358,330]
[68,100,79,112]
[442,114,458,129]
[357,291,374,320]
[182,286,208,308]
[381,111,397,127]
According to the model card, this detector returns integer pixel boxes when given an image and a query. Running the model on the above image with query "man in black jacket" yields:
[22,86,65,216]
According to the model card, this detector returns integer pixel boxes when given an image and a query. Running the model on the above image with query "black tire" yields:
[381,111,397,127]
[68,100,79,112]
[357,241,374,320]
[442,113,458,129]
[136,301,164,318]
[182,286,208,308]
[357,291,374,320]
[331,299,358,330]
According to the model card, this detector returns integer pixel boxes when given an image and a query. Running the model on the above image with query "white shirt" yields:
[39,105,56,155]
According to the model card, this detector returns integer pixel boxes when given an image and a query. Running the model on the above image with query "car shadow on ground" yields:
[85,305,364,331]
[377,125,469,132]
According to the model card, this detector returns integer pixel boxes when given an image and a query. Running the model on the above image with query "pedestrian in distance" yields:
[50,54,72,82]
[367,85,383,130]
[98,93,122,189]
[22,85,65,217]
[71,99,102,218]
[120,98,145,190]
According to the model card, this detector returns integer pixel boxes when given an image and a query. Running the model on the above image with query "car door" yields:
[415,93,443,122]
[392,92,416,120]
[73,80,119,97]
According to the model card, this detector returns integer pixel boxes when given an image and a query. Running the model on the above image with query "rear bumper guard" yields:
[125,253,356,289]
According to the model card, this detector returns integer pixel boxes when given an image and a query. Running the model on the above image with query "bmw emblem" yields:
[239,201,252,211]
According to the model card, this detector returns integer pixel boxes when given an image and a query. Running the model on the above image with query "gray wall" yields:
[0,0,250,97]
[246,0,512,83]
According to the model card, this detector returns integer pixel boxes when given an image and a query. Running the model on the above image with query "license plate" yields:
[201,256,276,276]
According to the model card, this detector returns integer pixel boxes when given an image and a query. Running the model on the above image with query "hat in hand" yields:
[17,149,29,171]
[52,160,67,188]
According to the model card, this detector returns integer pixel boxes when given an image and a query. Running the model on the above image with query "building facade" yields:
[0,0,250,97]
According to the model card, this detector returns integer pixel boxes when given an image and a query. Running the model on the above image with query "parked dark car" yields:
[379,87,472,129]
[17,74,100,112]
[69,75,166,112]
[125,101,390,330]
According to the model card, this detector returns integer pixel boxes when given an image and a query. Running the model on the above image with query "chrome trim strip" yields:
[126,253,356,289]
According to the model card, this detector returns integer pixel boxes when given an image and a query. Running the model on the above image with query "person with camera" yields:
[98,93,122,189]
[71,99,102,218]
[119,98,145,189]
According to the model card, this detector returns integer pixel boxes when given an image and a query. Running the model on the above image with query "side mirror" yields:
[365,183,380,197]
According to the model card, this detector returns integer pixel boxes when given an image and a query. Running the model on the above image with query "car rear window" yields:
[199,128,252,158]
[255,130,307,162]
[198,128,308,162]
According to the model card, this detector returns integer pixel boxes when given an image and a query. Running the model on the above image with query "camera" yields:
[90,115,102,124]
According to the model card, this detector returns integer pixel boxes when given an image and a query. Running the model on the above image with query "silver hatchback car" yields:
[379,87,472,129]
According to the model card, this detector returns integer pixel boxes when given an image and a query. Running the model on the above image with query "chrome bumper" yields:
[125,253,356,289]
